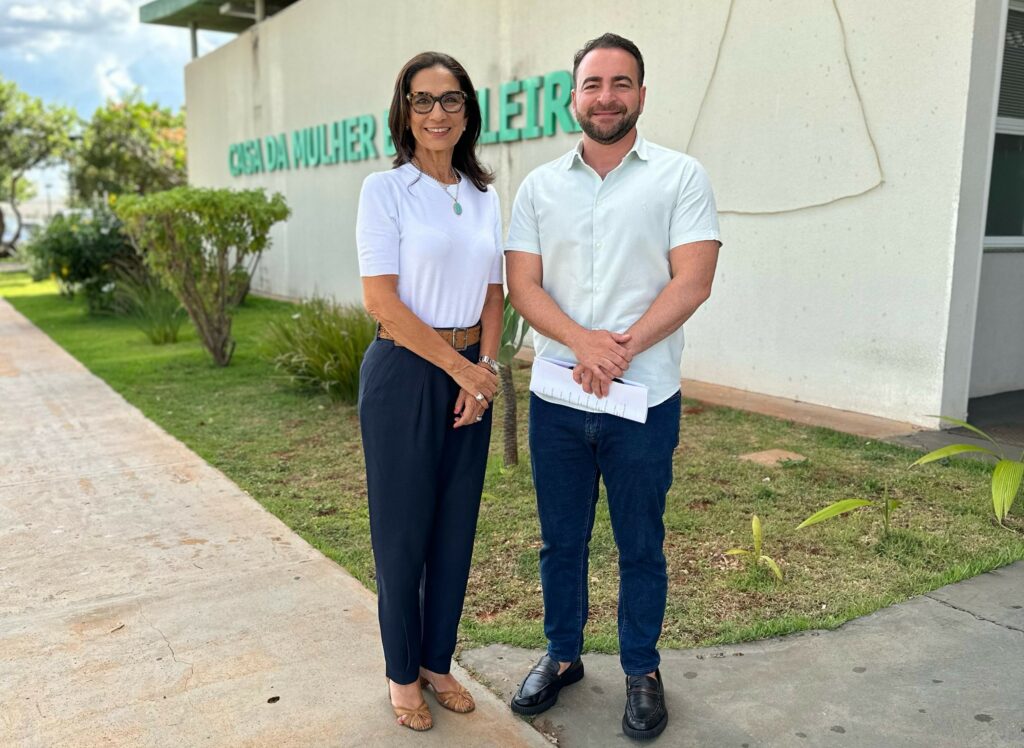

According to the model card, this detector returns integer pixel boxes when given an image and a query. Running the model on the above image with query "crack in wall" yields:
[686,0,884,215]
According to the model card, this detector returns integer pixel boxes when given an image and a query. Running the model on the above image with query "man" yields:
[505,33,721,740]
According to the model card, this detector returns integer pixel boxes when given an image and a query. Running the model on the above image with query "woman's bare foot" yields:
[389,678,426,710]
[419,667,463,694]
[387,677,432,730]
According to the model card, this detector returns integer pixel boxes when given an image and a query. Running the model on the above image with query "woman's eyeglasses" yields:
[407,90,467,114]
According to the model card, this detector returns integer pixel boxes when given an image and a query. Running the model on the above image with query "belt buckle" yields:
[451,327,464,351]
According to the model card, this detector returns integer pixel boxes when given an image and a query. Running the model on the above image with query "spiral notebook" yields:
[528,356,649,423]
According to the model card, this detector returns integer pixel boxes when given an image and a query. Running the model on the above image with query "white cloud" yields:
[8,4,48,22]
[1,1,234,197]
[95,53,138,101]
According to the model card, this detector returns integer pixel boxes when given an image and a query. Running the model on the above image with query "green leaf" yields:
[886,499,902,511]
[910,444,1000,466]
[752,514,762,558]
[796,499,874,529]
[760,555,783,581]
[992,460,1024,523]
[931,416,1003,455]
[725,548,749,556]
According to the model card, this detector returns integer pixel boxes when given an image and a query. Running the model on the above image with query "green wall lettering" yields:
[542,70,580,136]
[344,118,360,162]
[227,70,582,176]
[478,88,498,145]
[520,76,543,140]
[330,121,345,163]
[358,115,378,160]
[307,127,322,167]
[291,129,306,168]
[498,80,522,143]
[266,134,289,171]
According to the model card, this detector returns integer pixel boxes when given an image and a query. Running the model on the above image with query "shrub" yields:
[264,297,376,404]
[23,203,135,313]
[111,259,186,344]
[115,187,290,366]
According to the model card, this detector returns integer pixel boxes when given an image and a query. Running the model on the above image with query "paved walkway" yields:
[3,295,1022,747]
[464,562,1024,747]
[0,297,548,746]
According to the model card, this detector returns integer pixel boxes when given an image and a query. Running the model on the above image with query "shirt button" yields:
[596,241,602,249]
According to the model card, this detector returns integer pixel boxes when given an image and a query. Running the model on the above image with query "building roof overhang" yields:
[139,0,299,34]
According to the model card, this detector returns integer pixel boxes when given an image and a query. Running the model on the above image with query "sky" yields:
[0,0,233,198]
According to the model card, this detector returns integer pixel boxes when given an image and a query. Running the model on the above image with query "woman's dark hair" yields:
[388,51,493,192]
[572,33,645,87]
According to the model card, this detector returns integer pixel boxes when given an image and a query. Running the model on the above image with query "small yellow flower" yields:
[108,194,117,205]
[60,265,69,278]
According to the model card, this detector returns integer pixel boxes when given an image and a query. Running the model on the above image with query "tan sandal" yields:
[387,678,433,731]
[393,701,433,731]
[420,676,475,713]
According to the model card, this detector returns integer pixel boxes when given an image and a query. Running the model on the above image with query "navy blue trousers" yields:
[358,339,491,685]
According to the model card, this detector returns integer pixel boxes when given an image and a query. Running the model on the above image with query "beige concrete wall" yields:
[971,252,1024,397]
[185,0,990,427]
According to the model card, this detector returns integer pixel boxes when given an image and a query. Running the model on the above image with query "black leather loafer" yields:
[510,655,584,715]
[622,669,668,740]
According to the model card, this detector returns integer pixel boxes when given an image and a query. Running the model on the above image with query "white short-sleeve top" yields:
[356,162,503,329]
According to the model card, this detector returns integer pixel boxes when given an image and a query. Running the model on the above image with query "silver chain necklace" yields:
[414,160,463,216]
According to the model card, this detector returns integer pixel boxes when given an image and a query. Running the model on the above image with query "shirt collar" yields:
[563,131,649,170]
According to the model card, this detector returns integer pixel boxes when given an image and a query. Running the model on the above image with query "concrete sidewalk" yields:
[0,297,549,747]
[465,562,1024,747]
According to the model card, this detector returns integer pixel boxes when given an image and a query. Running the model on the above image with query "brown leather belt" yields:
[377,323,481,351]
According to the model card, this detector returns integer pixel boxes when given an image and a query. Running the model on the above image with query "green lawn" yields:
[4,272,1022,653]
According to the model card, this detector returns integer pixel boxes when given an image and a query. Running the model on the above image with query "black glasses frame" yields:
[406,90,467,114]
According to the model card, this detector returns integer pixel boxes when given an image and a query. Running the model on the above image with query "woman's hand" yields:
[451,360,498,403]
[453,387,489,428]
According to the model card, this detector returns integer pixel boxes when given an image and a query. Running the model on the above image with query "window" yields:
[985,4,1024,248]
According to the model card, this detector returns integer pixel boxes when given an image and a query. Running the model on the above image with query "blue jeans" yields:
[528,391,681,675]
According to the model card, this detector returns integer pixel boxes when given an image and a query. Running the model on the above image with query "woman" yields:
[355,52,503,732]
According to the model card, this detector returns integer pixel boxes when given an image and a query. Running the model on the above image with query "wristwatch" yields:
[478,355,500,375]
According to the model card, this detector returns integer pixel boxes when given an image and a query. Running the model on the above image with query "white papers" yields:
[529,356,649,423]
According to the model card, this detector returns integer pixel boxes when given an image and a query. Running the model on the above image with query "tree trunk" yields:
[8,175,23,249]
[0,205,9,258]
[501,364,518,467]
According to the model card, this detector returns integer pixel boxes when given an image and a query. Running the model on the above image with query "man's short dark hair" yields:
[572,33,645,87]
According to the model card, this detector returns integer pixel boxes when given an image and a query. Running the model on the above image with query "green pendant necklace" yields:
[414,160,463,216]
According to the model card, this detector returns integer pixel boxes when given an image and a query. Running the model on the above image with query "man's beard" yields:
[577,106,640,145]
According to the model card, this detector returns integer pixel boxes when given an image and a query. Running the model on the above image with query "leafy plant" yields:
[726,514,783,581]
[23,202,135,313]
[797,484,902,537]
[911,416,1023,526]
[69,90,185,202]
[263,297,376,404]
[111,260,185,344]
[0,75,76,254]
[115,187,290,366]
[497,297,531,467]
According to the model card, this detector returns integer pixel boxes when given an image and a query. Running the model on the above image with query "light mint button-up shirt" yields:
[506,134,721,409]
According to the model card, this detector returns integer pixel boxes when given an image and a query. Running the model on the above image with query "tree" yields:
[69,91,186,202]
[0,76,76,254]
[116,187,290,367]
